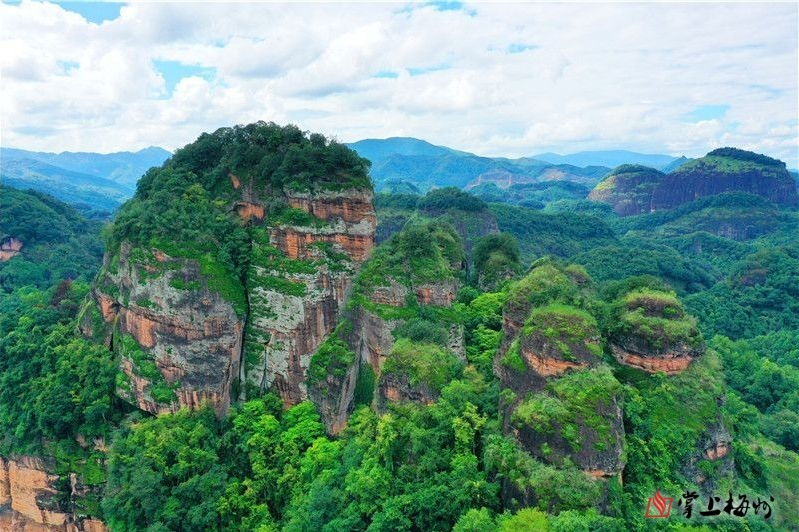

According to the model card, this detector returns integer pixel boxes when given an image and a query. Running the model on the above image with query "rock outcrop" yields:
[609,289,705,374]
[494,262,626,480]
[587,164,664,216]
[681,412,735,493]
[87,244,244,415]
[244,189,376,406]
[651,148,798,210]
[87,187,376,415]
[0,456,105,532]
[309,221,466,432]
[0,237,23,262]
[84,122,377,417]
[588,149,798,217]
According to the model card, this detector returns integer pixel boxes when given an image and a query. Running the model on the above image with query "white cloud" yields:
[0,1,796,167]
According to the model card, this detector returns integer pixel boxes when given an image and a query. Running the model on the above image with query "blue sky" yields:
[1,1,797,167]
[56,1,122,23]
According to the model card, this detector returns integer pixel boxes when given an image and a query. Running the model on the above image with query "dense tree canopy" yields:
[2,132,798,531]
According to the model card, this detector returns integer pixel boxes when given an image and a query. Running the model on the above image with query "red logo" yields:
[646,490,672,518]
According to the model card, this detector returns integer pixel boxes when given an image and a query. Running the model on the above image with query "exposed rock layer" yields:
[0,456,106,532]
[0,237,23,262]
[652,164,798,210]
[87,242,243,415]
[244,189,376,406]
[88,187,376,415]
[587,165,663,216]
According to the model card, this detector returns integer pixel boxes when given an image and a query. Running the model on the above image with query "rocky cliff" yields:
[308,220,466,432]
[243,188,376,406]
[588,148,798,217]
[494,261,626,479]
[0,456,105,532]
[608,289,705,374]
[0,237,23,262]
[650,148,798,210]
[83,122,376,416]
[587,164,664,216]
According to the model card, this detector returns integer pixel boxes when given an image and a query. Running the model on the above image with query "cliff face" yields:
[0,456,106,532]
[309,221,466,432]
[84,122,377,417]
[0,237,23,262]
[650,149,798,210]
[494,263,625,481]
[244,189,376,406]
[682,415,734,492]
[588,149,798,218]
[87,188,375,415]
[587,165,664,216]
[88,243,244,415]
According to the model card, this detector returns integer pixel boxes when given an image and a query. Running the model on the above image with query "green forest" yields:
[1,123,797,531]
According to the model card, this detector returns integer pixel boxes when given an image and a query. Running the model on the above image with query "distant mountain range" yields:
[1,138,693,212]
[347,137,684,192]
[532,149,681,169]
[1,146,171,213]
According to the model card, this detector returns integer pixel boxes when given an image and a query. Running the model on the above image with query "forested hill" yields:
[0,187,104,291]
[0,146,170,214]
[0,123,797,531]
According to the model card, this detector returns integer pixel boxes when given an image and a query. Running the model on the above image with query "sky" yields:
[1,1,797,167]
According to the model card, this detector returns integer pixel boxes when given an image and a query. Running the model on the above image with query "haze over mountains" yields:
[532,149,681,169]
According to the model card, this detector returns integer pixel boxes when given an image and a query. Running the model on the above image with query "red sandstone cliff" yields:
[85,187,376,416]
[243,188,376,406]
[0,456,106,532]
[85,242,244,416]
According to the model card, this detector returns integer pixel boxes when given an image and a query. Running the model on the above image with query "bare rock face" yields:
[0,456,106,532]
[0,237,23,262]
[86,186,376,416]
[86,243,244,416]
[610,343,697,374]
[244,189,376,406]
[413,280,459,306]
[311,278,463,434]
[310,227,465,433]
[682,414,735,493]
[651,148,798,210]
[378,372,437,407]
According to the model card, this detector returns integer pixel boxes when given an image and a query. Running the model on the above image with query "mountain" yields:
[588,148,799,219]
[661,155,692,173]
[0,187,104,290]
[86,121,375,415]
[534,149,680,170]
[2,123,799,531]
[587,164,665,216]
[346,136,463,164]
[347,137,610,191]
[1,146,171,187]
[651,147,798,210]
[1,157,134,213]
